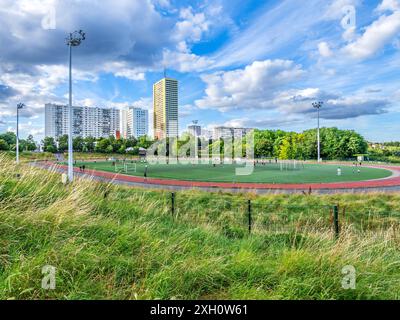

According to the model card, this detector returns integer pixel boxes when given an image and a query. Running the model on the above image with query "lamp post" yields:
[65,30,85,182]
[16,103,25,165]
[312,101,323,162]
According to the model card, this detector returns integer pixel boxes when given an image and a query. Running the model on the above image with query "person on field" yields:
[144,165,148,180]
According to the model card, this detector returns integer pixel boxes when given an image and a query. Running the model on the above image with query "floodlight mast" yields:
[312,101,323,163]
[16,103,25,165]
[65,30,85,182]
[193,120,199,161]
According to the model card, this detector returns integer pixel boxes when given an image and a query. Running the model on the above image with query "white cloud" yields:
[376,0,400,12]
[195,59,304,111]
[103,62,145,81]
[163,49,214,72]
[318,42,333,57]
[323,0,360,20]
[173,7,210,43]
[343,10,400,59]
[164,5,223,73]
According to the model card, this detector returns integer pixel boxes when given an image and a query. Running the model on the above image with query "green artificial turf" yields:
[74,161,393,184]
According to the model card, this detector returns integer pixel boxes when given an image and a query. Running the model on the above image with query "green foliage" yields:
[57,135,68,152]
[368,143,400,163]
[43,137,57,153]
[0,132,16,146]
[0,139,9,151]
[21,135,37,151]
[254,128,368,160]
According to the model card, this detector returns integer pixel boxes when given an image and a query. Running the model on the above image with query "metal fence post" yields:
[171,192,175,216]
[333,205,339,238]
[248,200,252,235]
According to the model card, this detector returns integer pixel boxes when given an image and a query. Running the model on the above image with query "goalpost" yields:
[113,160,137,174]
[124,162,137,174]
[278,159,301,171]
[114,161,125,172]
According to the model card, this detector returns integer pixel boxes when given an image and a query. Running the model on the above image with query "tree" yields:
[73,137,84,152]
[137,135,154,149]
[0,139,9,151]
[43,137,57,153]
[57,135,68,152]
[25,135,37,151]
[253,127,369,161]
[126,137,138,148]
[254,130,275,158]
[84,136,96,152]
[95,138,110,153]
[0,132,16,147]
[19,135,37,152]
[106,145,113,153]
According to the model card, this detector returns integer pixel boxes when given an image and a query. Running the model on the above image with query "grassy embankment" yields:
[1,155,400,300]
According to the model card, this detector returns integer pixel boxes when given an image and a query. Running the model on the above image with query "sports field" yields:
[74,161,393,184]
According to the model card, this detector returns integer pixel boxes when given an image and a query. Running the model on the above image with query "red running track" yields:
[40,162,400,190]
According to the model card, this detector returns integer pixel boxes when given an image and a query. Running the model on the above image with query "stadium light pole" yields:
[16,103,25,165]
[312,101,323,162]
[65,30,86,182]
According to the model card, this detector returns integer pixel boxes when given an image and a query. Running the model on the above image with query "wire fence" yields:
[164,192,400,238]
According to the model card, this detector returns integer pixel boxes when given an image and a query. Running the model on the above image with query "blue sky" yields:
[0,0,399,142]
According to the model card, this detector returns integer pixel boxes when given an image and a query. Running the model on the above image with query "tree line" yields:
[0,132,37,152]
[180,127,368,160]
[253,127,368,160]
[0,127,369,161]
[42,135,154,155]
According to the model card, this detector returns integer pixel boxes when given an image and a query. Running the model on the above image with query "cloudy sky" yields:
[0,0,399,141]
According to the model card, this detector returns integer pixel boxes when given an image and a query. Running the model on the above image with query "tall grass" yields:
[1,154,400,300]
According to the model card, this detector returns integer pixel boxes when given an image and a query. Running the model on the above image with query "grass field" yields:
[1,155,400,300]
[74,161,393,184]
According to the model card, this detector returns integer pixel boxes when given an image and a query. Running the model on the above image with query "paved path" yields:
[34,162,400,194]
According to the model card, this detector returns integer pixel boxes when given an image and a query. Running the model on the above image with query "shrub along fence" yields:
[167,192,400,238]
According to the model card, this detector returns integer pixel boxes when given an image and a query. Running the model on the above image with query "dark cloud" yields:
[0,85,18,101]
[365,88,382,93]
[225,117,305,128]
[293,96,389,120]
[278,89,389,120]
[0,0,174,70]
[313,100,389,119]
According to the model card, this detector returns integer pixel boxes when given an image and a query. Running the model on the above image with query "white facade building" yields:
[188,124,202,137]
[45,103,120,139]
[126,107,149,138]
[213,126,253,140]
